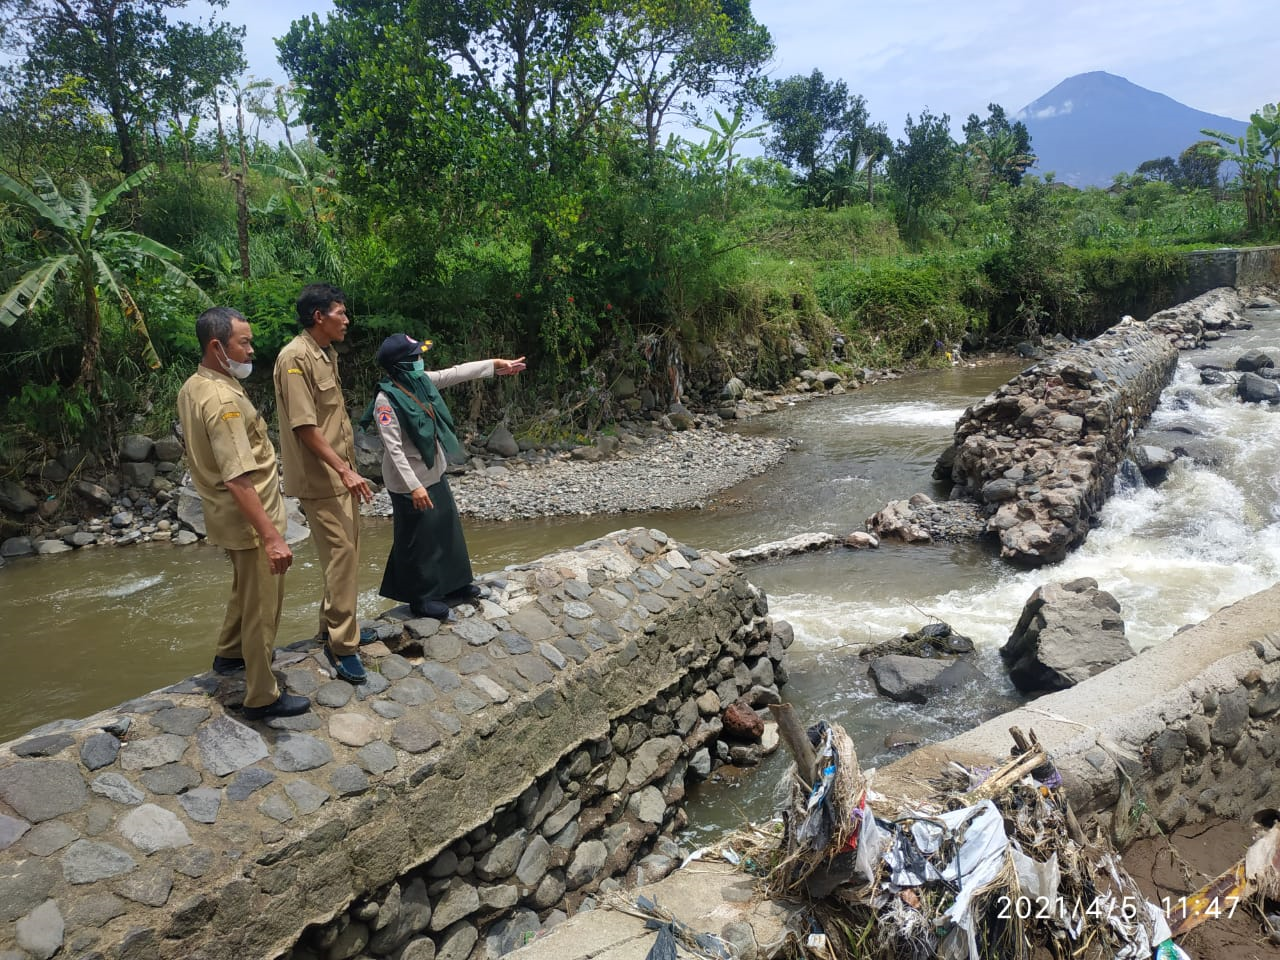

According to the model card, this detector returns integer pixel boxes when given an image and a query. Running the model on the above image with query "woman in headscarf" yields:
[362,334,526,619]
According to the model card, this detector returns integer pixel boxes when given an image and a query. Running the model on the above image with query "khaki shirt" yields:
[177,367,285,550]
[274,330,355,499]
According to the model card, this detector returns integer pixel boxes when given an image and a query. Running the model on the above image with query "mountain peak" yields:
[1016,73,1246,187]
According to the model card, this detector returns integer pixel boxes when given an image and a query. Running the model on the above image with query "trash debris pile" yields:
[763,710,1191,960]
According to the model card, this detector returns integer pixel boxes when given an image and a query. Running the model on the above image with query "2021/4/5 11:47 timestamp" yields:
[995,895,1240,921]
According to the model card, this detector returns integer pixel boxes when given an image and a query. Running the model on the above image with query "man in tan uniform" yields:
[177,306,310,720]
[274,283,373,685]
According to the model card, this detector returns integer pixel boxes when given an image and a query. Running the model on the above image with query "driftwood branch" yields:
[769,703,816,789]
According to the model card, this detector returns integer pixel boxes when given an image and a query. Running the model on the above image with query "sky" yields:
[214,0,1273,141]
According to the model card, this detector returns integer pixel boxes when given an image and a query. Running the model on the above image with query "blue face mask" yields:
[411,358,425,374]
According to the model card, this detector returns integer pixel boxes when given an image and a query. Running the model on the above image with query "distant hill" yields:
[1016,71,1248,188]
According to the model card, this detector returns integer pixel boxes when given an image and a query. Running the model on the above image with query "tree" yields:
[762,70,862,185]
[1135,157,1178,183]
[1,0,245,174]
[962,103,1035,199]
[1177,140,1223,191]
[0,165,209,394]
[606,0,771,152]
[1202,103,1280,233]
[887,108,957,238]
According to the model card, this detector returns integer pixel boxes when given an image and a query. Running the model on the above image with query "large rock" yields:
[486,425,519,458]
[119,435,155,462]
[1000,579,1133,693]
[1235,350,1275,372]
[867,655,979,703]
[354,429,384,482]
[1237,371,1280,404]
[0,481,38,515]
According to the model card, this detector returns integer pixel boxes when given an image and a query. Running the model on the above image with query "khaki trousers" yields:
[302,493,361,656]
[217,545,285,709]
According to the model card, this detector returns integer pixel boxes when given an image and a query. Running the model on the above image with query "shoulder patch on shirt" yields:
[221,410,242,421]
[287,368,303,375]
[376,405,394,426]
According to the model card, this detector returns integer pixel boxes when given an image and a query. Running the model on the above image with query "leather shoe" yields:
[212,656,245,675]
[410,598,451,620]
[242,692,311,720]
[319,626,380,646]
[324,645,367,684]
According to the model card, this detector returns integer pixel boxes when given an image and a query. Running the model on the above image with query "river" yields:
[1,310,1277,842]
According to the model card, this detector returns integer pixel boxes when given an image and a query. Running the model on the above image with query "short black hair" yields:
[195,306,246,352]
[296,283,346,328]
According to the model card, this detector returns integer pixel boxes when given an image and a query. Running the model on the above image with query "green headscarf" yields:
[359,359,465,469]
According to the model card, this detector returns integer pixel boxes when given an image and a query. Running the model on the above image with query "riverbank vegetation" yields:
[1,0,1278,458]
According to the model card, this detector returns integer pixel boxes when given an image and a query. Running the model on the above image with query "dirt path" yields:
[1124,818,1280,960]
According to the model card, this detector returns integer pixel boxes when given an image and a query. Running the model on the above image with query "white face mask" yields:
[411,358,425,374]
[216,342,253,380]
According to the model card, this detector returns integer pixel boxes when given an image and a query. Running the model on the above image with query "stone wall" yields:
[906,320,1179,566]
[0,529,790,960]
[1175,244,1280,302]
[876,582,1280,837]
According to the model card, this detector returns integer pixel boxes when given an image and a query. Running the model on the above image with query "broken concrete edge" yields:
[874,581,1280,829]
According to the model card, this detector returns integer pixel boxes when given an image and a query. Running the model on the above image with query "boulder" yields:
[1235,350,1275,373]
[353,429,384,481]
[1237,372,1280,404]
[720,377,746,400]
[0,481,38,515]
[152,436,184,463]
[721,701,763,742]
[486,425,519,458]
[1132,444,1176,479]
[1,537,34,558]
[121,462,156,488]
[867,655,979,703]
[1000,580,1133,694]
[119,435,155,462]
[72,481,112,508]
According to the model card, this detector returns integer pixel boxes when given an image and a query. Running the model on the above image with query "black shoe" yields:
[324,644,368,684]
[446,583,485,602]
[212,656,246,675]
[410,598,451,620]
[242,692,311,720]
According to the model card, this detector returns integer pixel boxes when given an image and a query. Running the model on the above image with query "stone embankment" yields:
[868,286,1271,565]
[0,529,792,960]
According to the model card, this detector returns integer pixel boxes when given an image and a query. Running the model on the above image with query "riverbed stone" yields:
[78,732,120,771]
[116,866,174,907]
[476,830,525,881]
[0,816,28,852]
[430,879,480,930]
[1238,371,1280,404]
[90,772,144,805]
[196,715,268,776]
[20,822,75,858]
[516,835,551,887]
[566,840,608,889]
[0,760,89,822]
[868,656,980,704]
[1001,580,1132,693]
[392,720,442,754]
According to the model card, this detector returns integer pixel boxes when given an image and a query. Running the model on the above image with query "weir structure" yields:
[0,528,792,960]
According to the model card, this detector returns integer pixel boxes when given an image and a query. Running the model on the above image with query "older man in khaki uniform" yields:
[177,306,310,720]
[274,283,373,685]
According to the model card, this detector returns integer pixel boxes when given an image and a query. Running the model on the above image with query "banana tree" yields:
[1202,103,1280,233]
[0,164,208,395]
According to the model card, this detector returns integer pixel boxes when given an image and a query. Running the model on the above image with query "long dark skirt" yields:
[380,477,474,606]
